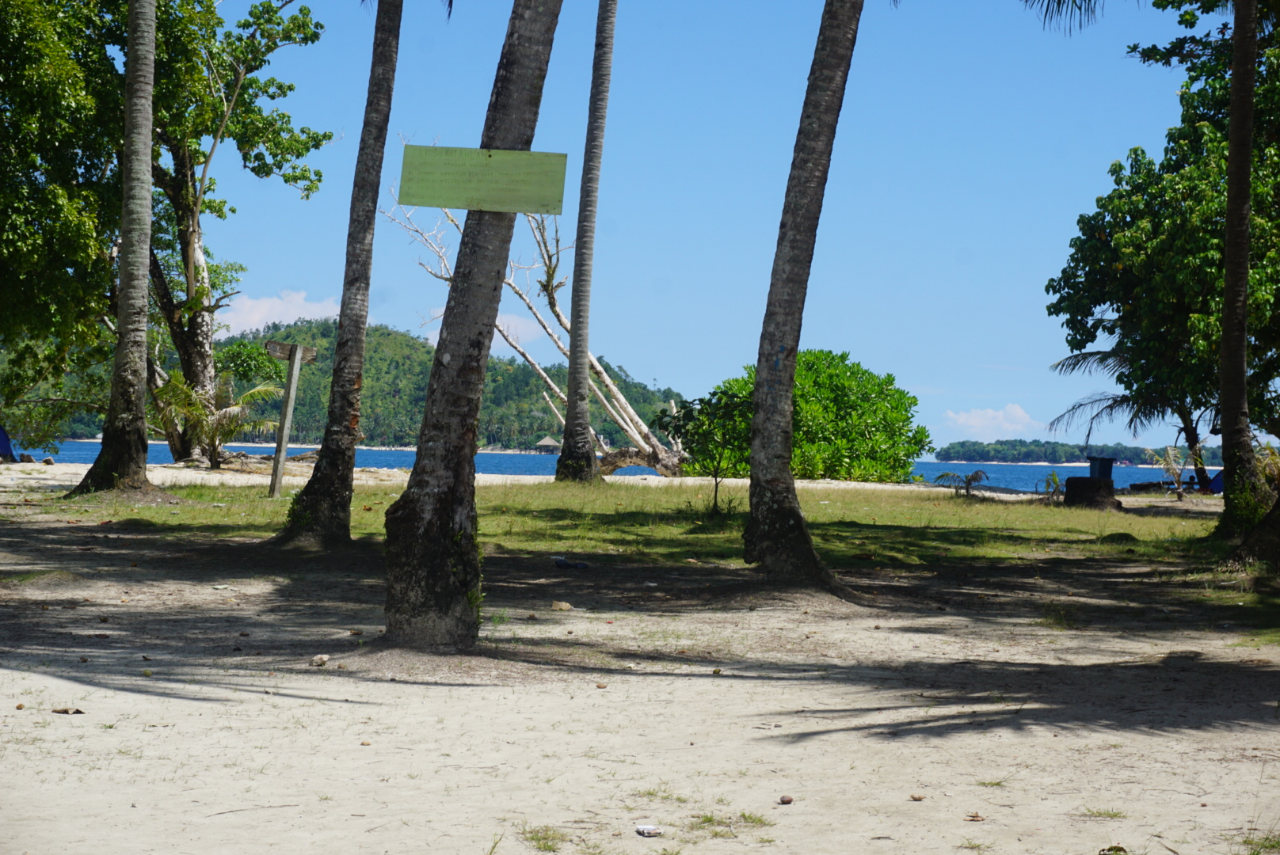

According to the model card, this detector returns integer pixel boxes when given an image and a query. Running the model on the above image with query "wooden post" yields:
[269,344,304,499]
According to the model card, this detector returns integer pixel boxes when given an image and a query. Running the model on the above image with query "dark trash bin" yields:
[1087,456,1116,480]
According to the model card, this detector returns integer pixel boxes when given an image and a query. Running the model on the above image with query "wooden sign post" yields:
[265,341,318,499]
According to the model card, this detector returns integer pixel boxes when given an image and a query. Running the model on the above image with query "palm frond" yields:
[1047,391,1132,434]
[1022,0,1107,33]
[1051,349,1127,378]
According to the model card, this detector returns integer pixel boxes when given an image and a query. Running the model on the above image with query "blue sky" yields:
[204,0,1222,451]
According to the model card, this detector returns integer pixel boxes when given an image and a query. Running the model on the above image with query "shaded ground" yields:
[0,469,1277,854]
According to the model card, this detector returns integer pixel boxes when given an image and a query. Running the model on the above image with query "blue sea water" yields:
[21,441,1212,492]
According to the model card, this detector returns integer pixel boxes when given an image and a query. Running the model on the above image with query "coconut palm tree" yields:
[73,0,157,495]
[282,0,446,543]
[1048,349,1215,490]
[383,0,564,647]
[744,0,865,589]
[1023,0,1272,532]
[556,0,618,484]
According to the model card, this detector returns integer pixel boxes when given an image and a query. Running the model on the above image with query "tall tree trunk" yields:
[556,0,617,484]
[1220,0,1273,535]
[149,239,213,461]
[73,0,156,495]
[281,0,405,543]
[743,0,863,585]
[1177,411,1212,493]
[384,0,563,647]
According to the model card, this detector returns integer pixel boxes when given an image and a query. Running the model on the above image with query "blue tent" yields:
[1207,469,1224,494]
[0,425,14,462]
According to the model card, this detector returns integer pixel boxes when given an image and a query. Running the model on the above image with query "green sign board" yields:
[399,146,567,214]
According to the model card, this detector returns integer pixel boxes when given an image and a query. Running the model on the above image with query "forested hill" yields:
[935,439,1224,466]
[222,319,684,449]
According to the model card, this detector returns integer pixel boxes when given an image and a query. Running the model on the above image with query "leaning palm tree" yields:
[281,0,445,543]
[383,0,564,647]
[73,0,157,495]
[745,0,865,591]
[556,0,618,483]
[1023,0,1272,532]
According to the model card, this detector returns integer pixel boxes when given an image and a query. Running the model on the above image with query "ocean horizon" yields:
[17,440,1217,493]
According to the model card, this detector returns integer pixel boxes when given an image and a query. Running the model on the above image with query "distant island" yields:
[935,439,1224,467]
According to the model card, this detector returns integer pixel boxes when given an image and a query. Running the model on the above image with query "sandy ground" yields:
[0,461,1037,497]
[0,465,1275,855]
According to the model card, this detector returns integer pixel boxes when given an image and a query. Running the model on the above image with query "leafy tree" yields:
[1043,5,1280,527]
[384,0,565,648]
[557,0,618,483]
[747,0,865,589]
[74,0,158,494]
[652,389,752,513]
[1027,0,1275,535]
[0,0,327,464]
[144,0,328,459]
[0,0,119,416]
[711,350,931,484]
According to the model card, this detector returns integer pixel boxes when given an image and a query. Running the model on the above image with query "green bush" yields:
[674,350,932,483]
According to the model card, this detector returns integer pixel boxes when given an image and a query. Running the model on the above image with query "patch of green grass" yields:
[737,812,774,827]
[975,779,1006,788]
[519,824,570,852]
[632,782,688,803]
[690,813,730,829]
[959,841,989,852]
[1241,832,1280,855]
[1082,807,1127,819]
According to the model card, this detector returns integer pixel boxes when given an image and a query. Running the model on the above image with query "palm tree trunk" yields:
[556,0,617,484]
[384,0,564,647]
[744,0,863,583]
[282,0,405,543]
[73,0,156,495]
[1220,0,1273,535]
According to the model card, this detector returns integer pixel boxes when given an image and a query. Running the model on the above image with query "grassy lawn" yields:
[14,478,1278,644]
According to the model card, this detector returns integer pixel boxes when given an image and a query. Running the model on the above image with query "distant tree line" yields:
[219,319,682,450]
[935,439,1224,467]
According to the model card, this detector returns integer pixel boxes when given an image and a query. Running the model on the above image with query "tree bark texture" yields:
[1220,0,1272,535]
[74,0,156,495]
[556,0,617,484]
[1177,412,1212,493]
[1233,495,1280,571]
[283,0,404,544]
[384,0,564,647]
[744,0,863,583]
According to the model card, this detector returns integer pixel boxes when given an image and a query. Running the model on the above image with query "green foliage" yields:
[214,340,285,385]
[0,0,118,388]
[0,0,326,452]
[681,351,931,483]
[1047,6,1280,441]
[933,470,989,497]
[154,373,280,465]
[935,439,1225,466]
[223,319,683,449]
[652,389,752,511]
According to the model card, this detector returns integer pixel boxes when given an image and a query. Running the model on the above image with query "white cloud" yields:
[493,313,551,350]
[943,404,1044,442]
[218,290,340,336]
